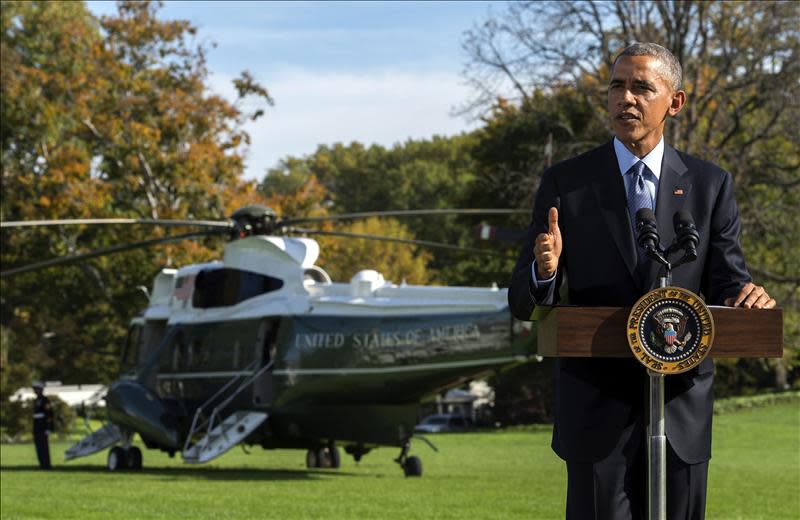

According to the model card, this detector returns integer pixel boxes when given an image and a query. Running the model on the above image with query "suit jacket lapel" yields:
[646,144,692,287]
[591,141,638,280]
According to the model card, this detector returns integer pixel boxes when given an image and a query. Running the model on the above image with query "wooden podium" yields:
[537,306,784,359]
[536,304,783,520]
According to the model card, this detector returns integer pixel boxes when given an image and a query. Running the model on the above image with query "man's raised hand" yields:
[534,207,562,279]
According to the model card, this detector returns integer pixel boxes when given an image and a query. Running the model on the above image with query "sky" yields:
[86,1,498,180]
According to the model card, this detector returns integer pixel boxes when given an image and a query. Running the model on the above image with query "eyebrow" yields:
[608,78,656,89]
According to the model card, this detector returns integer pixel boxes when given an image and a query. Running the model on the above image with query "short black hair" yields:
[613,42,682,91]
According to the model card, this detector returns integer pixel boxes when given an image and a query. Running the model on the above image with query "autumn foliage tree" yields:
[259,136,521,288]
[315,218,433,285]
[0,1,273,399]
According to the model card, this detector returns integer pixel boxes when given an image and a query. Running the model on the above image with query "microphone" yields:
[635,208,660,253]
[673,210,699,260]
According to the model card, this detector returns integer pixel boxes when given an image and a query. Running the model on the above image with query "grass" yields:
[1,404,798,519]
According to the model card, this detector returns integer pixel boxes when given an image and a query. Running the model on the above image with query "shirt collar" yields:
[613,136,664,180]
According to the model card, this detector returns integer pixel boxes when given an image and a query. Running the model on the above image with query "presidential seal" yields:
[627,287,714,374]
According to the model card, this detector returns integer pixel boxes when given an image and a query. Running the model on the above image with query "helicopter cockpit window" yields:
[192,268,283,308]
[121,324,142,372]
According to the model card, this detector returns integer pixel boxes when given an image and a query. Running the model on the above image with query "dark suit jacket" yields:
[508,141,751,464]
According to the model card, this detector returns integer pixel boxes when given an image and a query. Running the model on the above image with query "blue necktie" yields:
[627,160,653,233]
[627,161,653,262]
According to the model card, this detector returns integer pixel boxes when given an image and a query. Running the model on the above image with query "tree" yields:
[0,1,272,402]
[467,89,608,213]
[259,136,502,285]
[437,88,610,292]
[260,166,330,221]
[316,218,432,285]
[270,135,478,216]
[462,0,800,390]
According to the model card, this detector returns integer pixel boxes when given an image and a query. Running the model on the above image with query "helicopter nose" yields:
[106,380,181,449]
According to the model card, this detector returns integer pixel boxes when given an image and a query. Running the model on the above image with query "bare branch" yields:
[749,266,800,285]
[136,151,160,220]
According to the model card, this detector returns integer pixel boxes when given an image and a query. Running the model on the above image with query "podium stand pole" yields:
[648,370,666,520]
[648,273,670,520]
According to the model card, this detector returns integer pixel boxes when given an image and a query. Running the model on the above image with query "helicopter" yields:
[1,205,534,477]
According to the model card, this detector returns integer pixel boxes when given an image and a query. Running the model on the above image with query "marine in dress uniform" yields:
[32,380,54,469]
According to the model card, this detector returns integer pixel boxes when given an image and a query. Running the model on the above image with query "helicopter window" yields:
[172,342,180,371]
[193,268,283,308]
[121,324,142,371]
[140,321,167,362]
[192,338,209,368]
[186,341,194,368]
[232,341,241,369]
[165,333,187,372]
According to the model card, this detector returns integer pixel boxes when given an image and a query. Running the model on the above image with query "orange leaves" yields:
[219,180,272,219]
[316,217,433,285]
[263,175,329,221]
[127,121,161,150]
[2,0,271,255]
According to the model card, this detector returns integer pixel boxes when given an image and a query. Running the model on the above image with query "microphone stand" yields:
[632,208,701,520]
[647,254,670,520]
[642,239,695,520]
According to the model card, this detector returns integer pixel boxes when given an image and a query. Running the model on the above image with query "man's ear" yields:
[669,90,686,116]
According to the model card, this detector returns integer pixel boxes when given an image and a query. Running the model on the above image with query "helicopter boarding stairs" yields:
[181,359,273,464]
[65,385,124,461]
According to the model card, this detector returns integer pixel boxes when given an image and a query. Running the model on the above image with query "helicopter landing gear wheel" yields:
[126,446,143,470]
[316,447,331,468]
[327,443,341,469]
[403,456,422,477]
[305,448,318,468]
[306,445,340,468]
[394,440,422,477]
[107,446,128,471]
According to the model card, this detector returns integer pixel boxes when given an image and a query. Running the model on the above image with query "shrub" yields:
[0,395,76,442]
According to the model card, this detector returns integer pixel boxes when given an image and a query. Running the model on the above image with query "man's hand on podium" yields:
[724,282,776,309]
[535,207,562,279]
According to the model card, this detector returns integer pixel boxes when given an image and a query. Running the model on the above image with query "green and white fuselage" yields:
[68,235,533,469]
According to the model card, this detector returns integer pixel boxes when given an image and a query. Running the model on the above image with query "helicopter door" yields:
[252,318,278,407]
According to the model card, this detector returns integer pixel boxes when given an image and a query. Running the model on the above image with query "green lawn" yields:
[1,403,798,519]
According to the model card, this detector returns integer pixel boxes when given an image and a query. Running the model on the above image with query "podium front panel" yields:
[536,306,783,358]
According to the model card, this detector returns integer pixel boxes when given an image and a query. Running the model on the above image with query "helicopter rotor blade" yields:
[1,230,224,278]
[293,228,514,257]
[0,218,234,230]
[476,223,527,243]
[280,208,529,226]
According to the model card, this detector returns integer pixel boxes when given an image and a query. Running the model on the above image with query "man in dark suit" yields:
[508,42,776,520]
